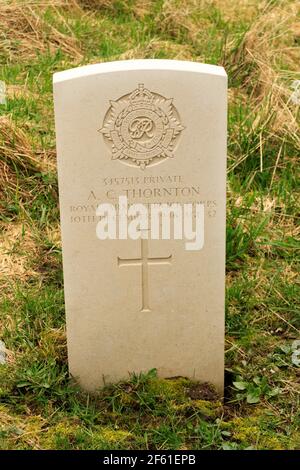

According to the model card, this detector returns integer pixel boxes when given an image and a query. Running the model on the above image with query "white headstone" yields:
[53,60,227,393]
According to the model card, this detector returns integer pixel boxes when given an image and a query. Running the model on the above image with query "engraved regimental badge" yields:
[99,84,184,170]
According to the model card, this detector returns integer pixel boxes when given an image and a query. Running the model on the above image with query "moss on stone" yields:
[222,414,293,450]
[40,420,81,449]
[147,376,191,401]
[193,399,223,418]
[97,426,132,444]
[171,398,222,421]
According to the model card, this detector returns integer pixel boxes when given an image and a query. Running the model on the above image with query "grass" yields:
[0,0,299,450]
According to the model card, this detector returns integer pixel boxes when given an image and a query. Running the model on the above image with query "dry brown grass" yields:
[132,0,153,19]
[212,0,260,22]
[155,0,212,43]
[0,116,40,203]
[0,115,56,244]
[45,224,61,248]
[0,406,19,427]
[0,405,46,450]
[6,84,38,100]
[0,114,55,180]
[0,0,83,61]
[230,1,299,99]
[76,0,113,9]
[119,39,195,60]
[0,116,48,203]
[39,326,67,361]
[0,116,42,173]
[0,222,39,284]
[227,1,300,176]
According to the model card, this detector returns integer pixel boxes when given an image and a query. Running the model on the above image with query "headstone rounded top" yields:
[53,59,227,84]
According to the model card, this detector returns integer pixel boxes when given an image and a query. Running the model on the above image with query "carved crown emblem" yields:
[99,84,184,170]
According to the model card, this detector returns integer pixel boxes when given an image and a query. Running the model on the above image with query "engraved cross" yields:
[117,237,172,312]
